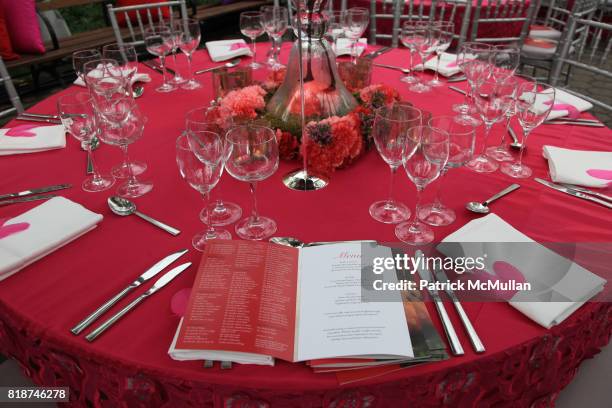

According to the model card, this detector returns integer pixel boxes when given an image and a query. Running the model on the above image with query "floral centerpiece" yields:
[210,71,400,178]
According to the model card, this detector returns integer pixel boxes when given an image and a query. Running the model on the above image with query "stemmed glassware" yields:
[324,10,345,52]
[57,91,114,192]
[176,131,231,251]
[344,7,369,64]
[82,58,126,99]
[168,22,186,86]
[144,24,176,93]
[261,6,288,69]
[467,76,517,173]
[96,100,153,198]
[369,103,422,224]
[501,82,555,178]
[400,21,421,84]
[418,116,476,226]
[395,125,449,245]
[185,106,242,226]
[240,11,265,70]
[410,21,436,93]
[224,125,279,240]
[102,43,138,95]
[174,18,202,90]
[454,42,492,126]
[428,21,454,87]
[72,49,101,82]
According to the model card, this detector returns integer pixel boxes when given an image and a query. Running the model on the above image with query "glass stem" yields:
[433,168,447,211]
[159,56,168,86]
[387,165,398,208]
[172,50,179,78]
[411,187,423,229]
[408,48,413,73]
[433,53,441,82]
[250,182,259,223]
[214,199,226,213]
[516,128,530,168]
[500,114,511,147]
[463,84,473,114]
[203,190,217,238]
[351,39,358,64]
[87,145,102,182]
[122,145,137,186]
[186,53,194,82]
[252,38,257,64]
[482,123,492,156]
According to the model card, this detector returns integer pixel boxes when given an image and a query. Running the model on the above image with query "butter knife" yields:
[446,75,467,83]
[72,249,188,335]
[560,184,612,203]
[365,46,391,59]
[535,178,612,209]
[0,194,57,207]
[433,268,485,353]
[543,121,604,127]
[143,60,175,76]
[16,116,62,124]
[448,86,467,95]
[416,250,464,356]
[0,184,71,201]
[85,261,192,342]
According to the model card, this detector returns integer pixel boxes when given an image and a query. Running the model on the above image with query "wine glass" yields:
[490,44,520,81]
[185,106,242,226]
[144,24,176,93]
[168,20,186,86]
[57,91,114,192]
[369,103,422,224]
[428,21,454,87]
[344,7,369,64]
[240,11,264,70]
[261,6,288,69]
[395,125,449,245]
[410,21,436,93]
[72,49,101,82]
[96,100,153,198]
[225,125,279,240]
[102,43,138,94]
[324,10,345,52]
[82,58,127,100]
[466,76,517,173]
[453,42,492,125]
[501,82,555,178]
[176,131,231,251]
[418,116,476,226]
[400,21,423,84]
[174,18,202,90]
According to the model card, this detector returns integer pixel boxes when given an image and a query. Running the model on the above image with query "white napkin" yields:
[0,197,103,280]
[542,145,612,188]
[73,72,151,87]
[531,88,593,120]
[424,52,461,77]
[441,213,606,329]
[334,38,368,57]
[0,125,66,156]
[205,39,252,62]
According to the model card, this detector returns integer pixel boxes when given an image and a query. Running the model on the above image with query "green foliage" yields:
[59,4,107,34]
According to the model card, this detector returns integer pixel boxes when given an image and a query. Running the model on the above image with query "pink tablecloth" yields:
[0,43,610,406]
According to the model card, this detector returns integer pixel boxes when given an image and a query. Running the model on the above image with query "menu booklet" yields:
[168,240,415,365]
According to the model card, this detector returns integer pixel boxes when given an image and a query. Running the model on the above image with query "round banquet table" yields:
[0,43,611,407]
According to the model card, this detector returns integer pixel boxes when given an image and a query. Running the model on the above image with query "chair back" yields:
[469,0,537,46]
[287,0,347,23]
[107,0,189,47]
[0,57,24,119]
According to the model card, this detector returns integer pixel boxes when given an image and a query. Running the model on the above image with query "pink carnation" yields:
[219,85,267,120]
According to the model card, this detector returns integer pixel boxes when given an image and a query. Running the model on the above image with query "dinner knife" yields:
[142,60,176,76]
[365,46,391,59]
[560,184,612,203]
[0,184,71,201]
[0,194,57,207]
[535,178,612,209]
[446,75,467,83]
[432,268,485,353]
[16,116,62,125]
[19,113,60,120]
[543,120,604,127]
[416,250,464,356]
[85,261,192,342]
[448,86,467,95]
[72,249,189,335]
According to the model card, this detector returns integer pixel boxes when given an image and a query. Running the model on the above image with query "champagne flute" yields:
[57,91,114,192]
[240,11,264,70]
[400,21,423,84]
[467,76,517,173]
[369,103,422,224]
[261,6,288,69]
[344,7,369,64]
[225,125,279,240]
[144,24,176,93]
[175,18,202,90]
[176,131,231,251]
[185,106,242,226]
[428,21,454,87]
[501,82,555,178]
[418,116,476,226]
[395,125,449,245]
[410,21,436,93]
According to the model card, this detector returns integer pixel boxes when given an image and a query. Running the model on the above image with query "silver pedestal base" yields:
[282,169,329,191]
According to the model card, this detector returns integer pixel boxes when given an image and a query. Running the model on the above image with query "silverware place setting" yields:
[466,184,521,214]
[535,178,612,209]
[107,196,181,236]
[0,184,71,207]
[364,46,392,60]
[195,58,241,75]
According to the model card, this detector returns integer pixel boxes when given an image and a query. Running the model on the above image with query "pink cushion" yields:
[0,0,45,54]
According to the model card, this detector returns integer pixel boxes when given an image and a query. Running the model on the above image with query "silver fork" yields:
[374,63,411,74]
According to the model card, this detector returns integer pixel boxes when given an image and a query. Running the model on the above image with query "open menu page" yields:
[295,243,414,361]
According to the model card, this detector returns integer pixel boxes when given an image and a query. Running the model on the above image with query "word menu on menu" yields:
[169,240,414,365]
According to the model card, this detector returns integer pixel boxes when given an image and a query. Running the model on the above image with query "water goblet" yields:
[82,58,127,101]
[225,125,279,240]
[72,49,101,82]
[176,131,231,251]
[418,116,476,226]
[240,11,265,70]
[102,43,138,94]
[409,21,436,93]
[399,21,421,84]
[261,6,288,69]
[428,21,454,87]
[57,91,114,192]
[453,42,492,125]
[344,7,369,64]
[369,103,422,224]
[324,10,345,53]
[490,44,520,81]
[395,125,449,245]
[175,18,202,90]
[144,24,177,92]
[501,82,555,178]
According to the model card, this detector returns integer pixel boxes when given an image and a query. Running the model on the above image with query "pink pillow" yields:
[0,0,45,54]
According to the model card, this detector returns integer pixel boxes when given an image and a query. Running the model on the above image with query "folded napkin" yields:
[74,72,151,87]
[0,197,103,280]
[423,52,461,77]
[0,125,66,156]
[440,213,606,329]
[532,88,593,120]
[335,38,368,57]
[205,39,253,62]
[542,145,612,188]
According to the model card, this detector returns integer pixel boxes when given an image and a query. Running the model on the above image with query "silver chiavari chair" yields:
[468,0,537,46]
[550,9,612,111]
[287,0,347,22]
[430,0,473,48]
[107,0,189,47]
[0,57,24,119]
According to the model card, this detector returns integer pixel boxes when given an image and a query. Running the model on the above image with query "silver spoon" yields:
[508,127,523,150]
[132,85,145,98]
[466,184,520,214]
[269,236,304,248]
[195,58,241,75]
[373,63,412,74]
[107,196,181,236]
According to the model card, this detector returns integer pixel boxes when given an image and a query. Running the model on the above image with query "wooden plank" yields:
[194,0,272,21]
[36,0,107,12]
